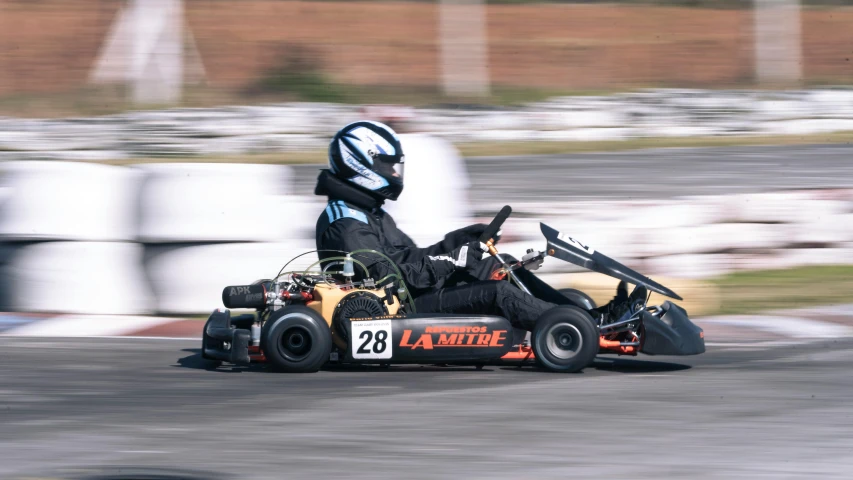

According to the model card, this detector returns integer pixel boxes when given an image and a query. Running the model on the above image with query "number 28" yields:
[357,330,388,354]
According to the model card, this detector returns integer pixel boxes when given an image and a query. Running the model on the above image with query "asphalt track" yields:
[2,337,853,479]
[293,143,853,201]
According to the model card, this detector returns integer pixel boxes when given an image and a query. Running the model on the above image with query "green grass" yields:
[709,265,853,316]
[3,81,852,118]
[0,83,642,118]
[93,130,853,166]
[112,151,327,166]
[456,131,853,157]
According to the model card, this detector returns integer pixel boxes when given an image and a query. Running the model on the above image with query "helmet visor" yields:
[393,162,405,181]
[375,158,403,183]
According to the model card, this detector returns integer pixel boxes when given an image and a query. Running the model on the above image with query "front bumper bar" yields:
[640,302,705,356]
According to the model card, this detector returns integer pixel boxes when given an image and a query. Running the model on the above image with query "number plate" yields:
[351,319,393,360]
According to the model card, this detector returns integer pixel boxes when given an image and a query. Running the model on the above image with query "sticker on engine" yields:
[351,319,393,360]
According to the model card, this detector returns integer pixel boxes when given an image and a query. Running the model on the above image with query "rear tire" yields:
[262,306,331,373]
[532,306,599,373]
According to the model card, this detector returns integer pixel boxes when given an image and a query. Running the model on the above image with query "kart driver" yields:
[314,121,629,331]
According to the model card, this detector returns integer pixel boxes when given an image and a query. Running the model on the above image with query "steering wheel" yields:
[479,205,512,256]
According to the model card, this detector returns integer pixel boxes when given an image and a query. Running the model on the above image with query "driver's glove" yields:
[444,224,502,246]
[449,241,489,272]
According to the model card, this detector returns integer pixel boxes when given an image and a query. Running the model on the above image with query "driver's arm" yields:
[419,224,490,256]
[320,220,458,291]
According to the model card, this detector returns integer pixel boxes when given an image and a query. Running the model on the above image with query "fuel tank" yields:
[343,314,514,364]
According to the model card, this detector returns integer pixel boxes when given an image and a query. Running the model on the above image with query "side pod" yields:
[640,302,705,356]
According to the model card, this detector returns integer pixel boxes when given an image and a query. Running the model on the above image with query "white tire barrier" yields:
[144,241,315,314]
[789,214,853,246]
[136,163,311,243]
[779,247,853,268]
[643,223,788,258]
[631,202,723,230]
[512,189,853,279]
[1,242,153,314]
[384,134,472,247]
[3,89,853,158]
[0,162,141,241]
[645,254,735,279]
[722,192,848,224]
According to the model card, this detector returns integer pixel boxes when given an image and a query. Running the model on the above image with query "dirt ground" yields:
[0,1,851,97]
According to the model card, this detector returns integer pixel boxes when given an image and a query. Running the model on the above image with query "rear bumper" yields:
[203,309,251,364]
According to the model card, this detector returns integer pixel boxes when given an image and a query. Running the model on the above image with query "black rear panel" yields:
[344,315,514,364]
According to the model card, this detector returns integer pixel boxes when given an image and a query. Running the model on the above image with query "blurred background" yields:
[0,0,852,318]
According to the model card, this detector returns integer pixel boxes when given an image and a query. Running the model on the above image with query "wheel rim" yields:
[278,324,313,361]
[545,322,583,360]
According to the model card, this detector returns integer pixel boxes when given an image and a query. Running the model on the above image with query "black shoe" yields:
[599,281,647,325]
[597,281,629,325]
[629,284,648,305]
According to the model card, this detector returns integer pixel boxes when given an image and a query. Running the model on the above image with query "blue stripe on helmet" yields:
[341,134,374,167]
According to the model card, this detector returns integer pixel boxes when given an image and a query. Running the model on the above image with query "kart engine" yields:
[332,291,389,343]
[335,291,388,321]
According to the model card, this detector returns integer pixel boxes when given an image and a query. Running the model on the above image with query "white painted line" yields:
[0,315,178,337]
[787,304,853,317]
[0,335,198,341]
[698,316,853,339]
[705,340,814,348]
[82,335,198,341]
[118,450,168,454]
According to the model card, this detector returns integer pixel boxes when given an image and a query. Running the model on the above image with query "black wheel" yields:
[558,288,597,310]
[262,306,331,373]
[532,306,599,373]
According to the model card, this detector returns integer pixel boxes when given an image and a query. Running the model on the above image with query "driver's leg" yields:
[413,280,554,331]
[511,267,578,305]
[455,255,576,306]
[456,254,628,322]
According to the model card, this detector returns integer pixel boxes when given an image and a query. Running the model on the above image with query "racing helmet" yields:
[328,121,405,201]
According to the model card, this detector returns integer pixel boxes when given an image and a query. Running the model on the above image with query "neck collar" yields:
[314,169,385,211]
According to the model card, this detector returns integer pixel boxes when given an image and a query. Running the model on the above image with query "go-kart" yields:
[202,206,704,373]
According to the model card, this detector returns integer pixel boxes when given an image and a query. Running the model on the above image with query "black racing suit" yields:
[314,170,575,330]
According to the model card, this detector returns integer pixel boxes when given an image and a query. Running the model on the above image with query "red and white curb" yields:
[2,305,853,346]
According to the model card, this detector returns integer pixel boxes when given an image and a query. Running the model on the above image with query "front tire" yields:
[558,288,597,310]
[532,306,599,373]
[262,306,332,373]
